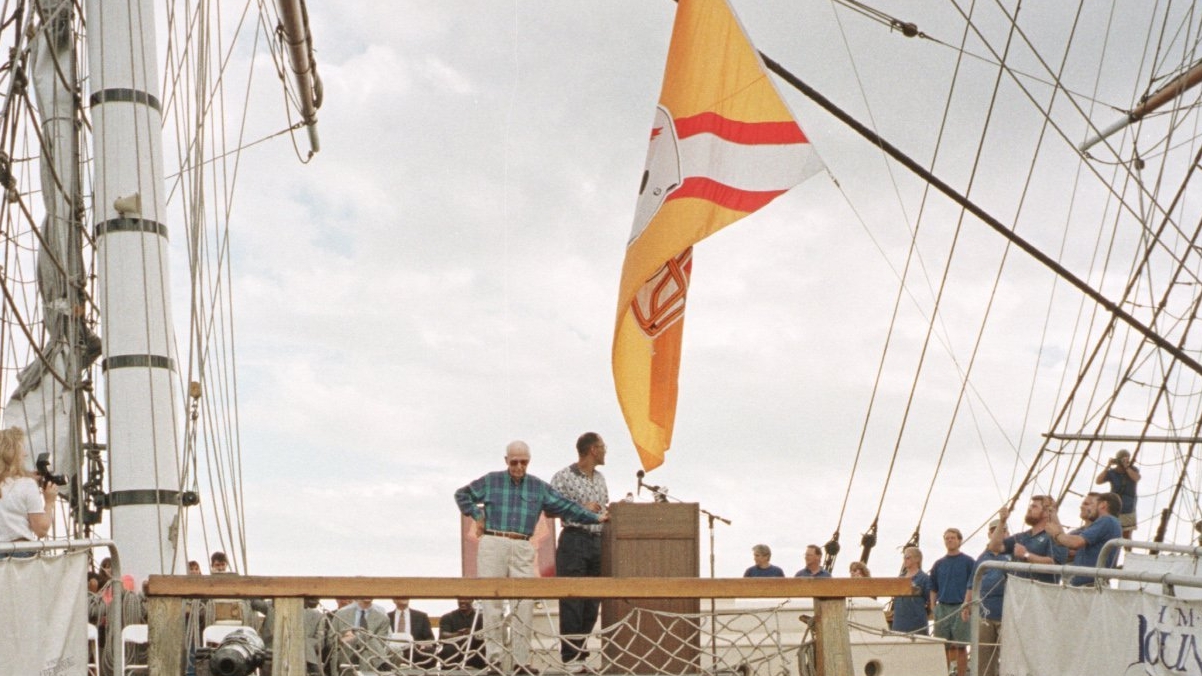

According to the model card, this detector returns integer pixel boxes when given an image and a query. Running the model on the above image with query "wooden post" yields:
[273,597,306,676]
[147,596,183,675]
[813,598,853,676]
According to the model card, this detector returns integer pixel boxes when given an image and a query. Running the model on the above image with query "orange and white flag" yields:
[614,0,824,471]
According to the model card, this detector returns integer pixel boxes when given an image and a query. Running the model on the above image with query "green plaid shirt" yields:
[455,471,600,535]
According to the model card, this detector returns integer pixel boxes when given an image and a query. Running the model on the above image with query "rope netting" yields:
[245,602,799,676]
[86,594,995,676]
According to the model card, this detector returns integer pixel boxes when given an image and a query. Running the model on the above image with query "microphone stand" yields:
[699,508,731,672]
[634,471,731,669]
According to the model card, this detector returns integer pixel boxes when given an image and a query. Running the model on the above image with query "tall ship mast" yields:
[87,0,183,580]
[0,0,319,584]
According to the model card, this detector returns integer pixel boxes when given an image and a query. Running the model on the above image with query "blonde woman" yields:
[0,427,56,556]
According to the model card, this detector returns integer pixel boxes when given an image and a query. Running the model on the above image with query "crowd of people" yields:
[297,597,486,674]
[739,484,1130,676]
[0,422,1140,676]
[887,490,1125,676]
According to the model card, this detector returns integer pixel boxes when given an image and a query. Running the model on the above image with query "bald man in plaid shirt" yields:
[455,440,607,673]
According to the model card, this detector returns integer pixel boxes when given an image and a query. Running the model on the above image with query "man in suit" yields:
[388,598,436,667]
[439,599,486,670]
[331,599,390,673]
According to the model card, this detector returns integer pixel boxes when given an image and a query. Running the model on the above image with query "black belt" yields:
[562,526,602,537]
[483,529,530,541]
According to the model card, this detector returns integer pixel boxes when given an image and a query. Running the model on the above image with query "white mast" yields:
[86,0,181,580]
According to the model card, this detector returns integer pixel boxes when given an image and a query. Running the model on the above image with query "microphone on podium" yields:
[636,470,668,502]
[636,469,662,494]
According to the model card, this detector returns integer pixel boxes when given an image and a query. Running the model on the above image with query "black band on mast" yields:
[95,217,168,240]
[104,489,180,508]
[102,354,175,372]
[89,88,162,112]
[758,52,1202,378]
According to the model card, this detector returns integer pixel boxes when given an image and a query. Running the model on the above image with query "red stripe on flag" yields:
[666,176,787,213]
[674,112,807,144]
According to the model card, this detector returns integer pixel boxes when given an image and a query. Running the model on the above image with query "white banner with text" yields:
[1002,576,1202,675]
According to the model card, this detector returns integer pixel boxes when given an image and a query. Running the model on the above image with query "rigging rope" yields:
[821,0,994,569]
[765,0,1202,553]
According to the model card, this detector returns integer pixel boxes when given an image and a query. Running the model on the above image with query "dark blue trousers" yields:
[556,528,602,662]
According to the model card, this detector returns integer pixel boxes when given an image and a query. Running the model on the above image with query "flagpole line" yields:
[757,52,1202,379]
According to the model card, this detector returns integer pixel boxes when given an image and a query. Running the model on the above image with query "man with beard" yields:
[988,495,1067,583]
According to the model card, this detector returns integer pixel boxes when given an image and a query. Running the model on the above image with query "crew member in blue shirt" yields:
[1047,492,1123,586]
[1096,450,1140,539]
[987,495,1067,584]
[890,547,931,634]
[794,544,831,578]
[743,544,785,577]
[930,528,974,676]
[977,521,1011,676]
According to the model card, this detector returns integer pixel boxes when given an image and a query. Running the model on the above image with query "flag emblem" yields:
[631,105,682,245]
[631,249,692,337]
[613,0,824,470]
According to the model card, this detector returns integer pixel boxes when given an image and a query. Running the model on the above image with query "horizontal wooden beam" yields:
[147,575,911,599]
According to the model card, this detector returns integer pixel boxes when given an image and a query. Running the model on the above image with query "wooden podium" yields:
[600,502,699,674]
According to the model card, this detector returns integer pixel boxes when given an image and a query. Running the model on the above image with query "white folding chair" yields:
[86,623,100,676]
[117,623,149,676]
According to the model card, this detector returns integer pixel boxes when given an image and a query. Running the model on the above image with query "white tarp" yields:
[1120,552,1202,600]
[3,349,75,475]
[0,550,89,676]
[1002,576,1202,675]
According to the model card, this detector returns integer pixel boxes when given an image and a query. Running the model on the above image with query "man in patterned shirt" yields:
[550,432,609,669]
[455,440,607,674]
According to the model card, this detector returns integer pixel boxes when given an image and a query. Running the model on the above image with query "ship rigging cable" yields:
[829,0,1040,562]
[772,0,1202,549]
[901,1,1039,541]
[0,0,309,574]
[823,0,1005,566]
[758,53,1202,371]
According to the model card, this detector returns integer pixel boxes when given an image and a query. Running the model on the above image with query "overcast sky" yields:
[136,0,1202,610]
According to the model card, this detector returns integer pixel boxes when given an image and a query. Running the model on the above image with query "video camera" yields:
[35,452,66,487]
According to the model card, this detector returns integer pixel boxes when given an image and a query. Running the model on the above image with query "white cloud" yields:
[81,0,1201,591]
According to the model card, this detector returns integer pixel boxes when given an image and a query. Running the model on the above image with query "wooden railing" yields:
[147,576,911,676]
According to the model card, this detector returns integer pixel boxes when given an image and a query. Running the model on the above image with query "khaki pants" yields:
[978,618,1002,676]
[477,535,536,665]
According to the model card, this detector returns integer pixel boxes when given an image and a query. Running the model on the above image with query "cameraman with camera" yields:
[1096,449,1140,539]
[0,427,58,558]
